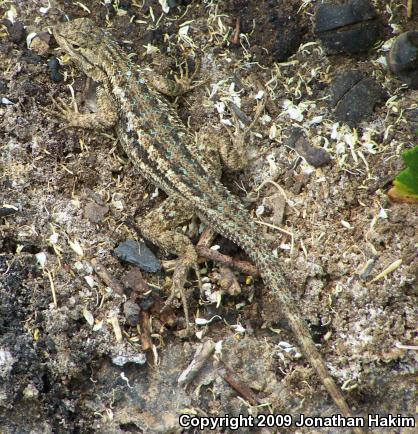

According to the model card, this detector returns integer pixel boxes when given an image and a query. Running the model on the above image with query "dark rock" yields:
[118,0,132,10]
[406,108,418,136]
[388,31,418,89]
[2,20,26,44]
[329,69,363,106]
[285,128,332,167]
[123,300,141,326]
[315,0,382,55]
[139,294,156,311]
[49,64,63,82]
[114,240,161,272]
[329,70,386,126]
[0,206,18,217]
[0,80,8,94]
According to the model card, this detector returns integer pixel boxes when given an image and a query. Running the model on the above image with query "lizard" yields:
[51,18,365,434]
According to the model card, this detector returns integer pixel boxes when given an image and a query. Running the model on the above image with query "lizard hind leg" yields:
[139,197,198,331]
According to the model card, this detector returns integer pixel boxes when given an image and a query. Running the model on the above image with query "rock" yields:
[0,80,8,94]
[123,300,141,326]
[406,108,418,136]
[329,70,386,126]
[0,206,18,218]
[83,201,109,223]
[114,239,161,272]
[285,127,332,167]
[315,0,382,55]
[139,294,156,312]
[1,20,26,44]
[48,58,63,83]
[388,31,418,89]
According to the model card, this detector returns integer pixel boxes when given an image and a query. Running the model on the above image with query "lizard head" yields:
[53,18,108,81]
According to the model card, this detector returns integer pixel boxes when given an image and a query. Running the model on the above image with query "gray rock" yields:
[114,240,161,272]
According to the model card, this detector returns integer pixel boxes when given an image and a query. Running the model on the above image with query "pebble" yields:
[0,206,18,217]
[0,80,8,94]
[285,127,331,167]
[387,31,418,89]
[2,19,26,44]
[83,201,109,223]
[406,108,418,136]
[48,58,63,83]
[139,295,156,312]
[111,353,146,366]
[123,300,141,326]
[315,0,381,55]
[114,239,161,273]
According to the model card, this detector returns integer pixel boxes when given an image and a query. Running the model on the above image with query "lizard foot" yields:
[42,96,82,130]
[173,58,208,95]
[161,253,201,333]
[45,93,117,130]
[51,96,79,122]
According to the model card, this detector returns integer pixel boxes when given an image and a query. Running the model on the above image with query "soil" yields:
[0,1,417,434]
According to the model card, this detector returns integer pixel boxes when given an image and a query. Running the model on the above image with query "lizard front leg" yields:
[52,86,118,129]
[139,196,198,331]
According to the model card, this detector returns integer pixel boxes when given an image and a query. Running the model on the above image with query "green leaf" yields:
[388,146,418,203]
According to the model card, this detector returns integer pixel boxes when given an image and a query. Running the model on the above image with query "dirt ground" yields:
[0,1,417,433]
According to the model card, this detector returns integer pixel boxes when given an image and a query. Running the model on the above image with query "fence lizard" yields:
[52,18,365,434]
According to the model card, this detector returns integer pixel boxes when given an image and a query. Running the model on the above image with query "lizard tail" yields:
[253,248,366,434]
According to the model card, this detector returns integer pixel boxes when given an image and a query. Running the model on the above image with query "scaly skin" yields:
[53,18,365,433]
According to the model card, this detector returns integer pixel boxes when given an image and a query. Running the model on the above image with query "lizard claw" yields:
[42,96,79,129]
[173,58,208,95]
[52,96,78,120]
[161,257,201,332]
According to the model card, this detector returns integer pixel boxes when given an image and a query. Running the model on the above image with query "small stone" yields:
[2,20,26,44]
[388,31,418,89]
[285,127,331,167]
[315,0,382,55]
[139,294,156,312]
[406,108,418,136]
[263,193,286,226]
[0,80,7,94]
[329,70,386,126]
[22,383,39,400]
[83,201,109,223]
[123,268,148,293]
[48,58,63,83]
[123,300,141,326]
[111,353,146,366]
[114,240,161,272]
[0,206,18,217]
